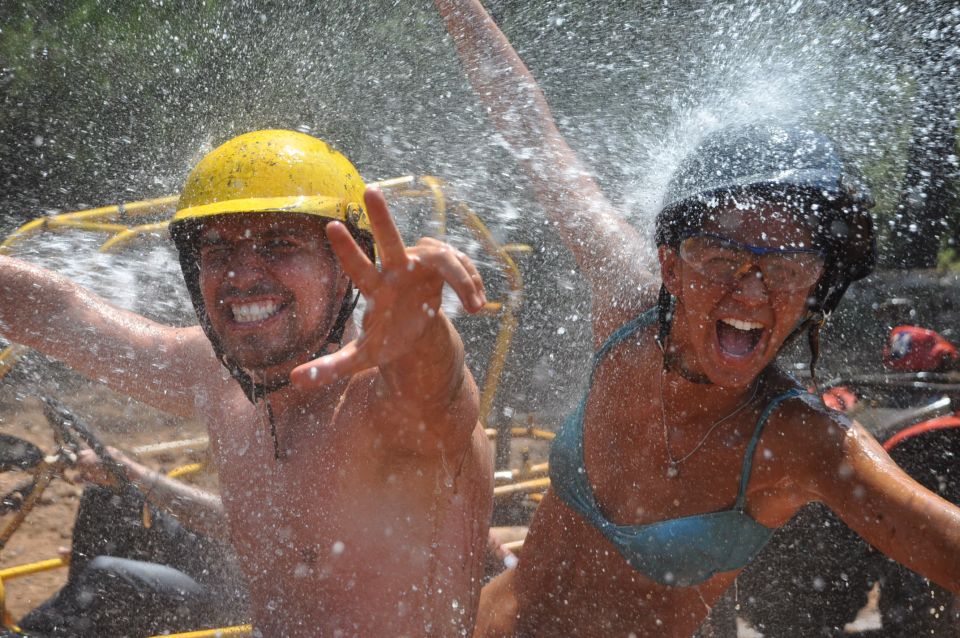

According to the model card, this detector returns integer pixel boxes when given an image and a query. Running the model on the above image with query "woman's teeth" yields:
[720,317,764,331]
[231,301,279,323]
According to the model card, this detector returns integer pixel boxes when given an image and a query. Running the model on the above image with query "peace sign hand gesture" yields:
[290,187,486,388]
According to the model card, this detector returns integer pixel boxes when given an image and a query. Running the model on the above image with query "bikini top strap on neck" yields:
[734,388,804,510]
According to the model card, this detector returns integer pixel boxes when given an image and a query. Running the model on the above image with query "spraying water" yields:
[1,1,959,634]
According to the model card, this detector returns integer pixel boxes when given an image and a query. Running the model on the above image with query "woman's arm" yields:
[808,421,960,592]
[434,0,658,322]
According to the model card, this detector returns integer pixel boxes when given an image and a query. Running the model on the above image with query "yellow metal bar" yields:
[0,196,177,254]
[0,583,8,630]
[0,459,64,550]
[0,218,48,254]
[502,243,534,253]
[503,539,525,553]
[42,219,130,233]
[48,195,178,223]
[420,176,448,235]
[371,175,416,190]
[133,436,209,456]
[494,477,550,497]
[0,558,67,581]
[152,624,253,638]
[498,462,548,481]
[483,313,519,425]
[485,427,556,442]
[0,560,66,631]
[167,462,206,480]
[451,202,523,427]
[508,427,555,441]
[116,195,180,219]
[99,221,171,252]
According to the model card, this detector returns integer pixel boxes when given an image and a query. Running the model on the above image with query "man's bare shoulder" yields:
[192,367,255,427]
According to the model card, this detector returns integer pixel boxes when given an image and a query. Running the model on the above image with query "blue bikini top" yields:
[549,308,804,587]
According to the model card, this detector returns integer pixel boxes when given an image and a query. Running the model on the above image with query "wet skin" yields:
[198,210,494,636]
[433,2,960,636]
[0,188,494,637]
[493,207,833,637]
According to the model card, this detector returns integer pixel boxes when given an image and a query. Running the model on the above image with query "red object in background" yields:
[883,326,959,372]
[822,386,858,412]
[883,413,960,451]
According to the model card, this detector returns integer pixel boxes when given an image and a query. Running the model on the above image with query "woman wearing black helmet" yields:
[434,2,960,637]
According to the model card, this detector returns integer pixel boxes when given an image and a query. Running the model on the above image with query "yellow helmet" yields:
[172,129,371,233]
[169,130,373,402]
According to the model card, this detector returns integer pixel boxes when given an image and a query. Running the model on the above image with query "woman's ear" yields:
[659,245,682,296]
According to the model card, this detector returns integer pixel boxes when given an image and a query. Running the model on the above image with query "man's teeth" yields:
[231,301,279,323]
[720,318,764,331]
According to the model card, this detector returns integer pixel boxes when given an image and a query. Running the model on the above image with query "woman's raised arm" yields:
[435,0,658,318]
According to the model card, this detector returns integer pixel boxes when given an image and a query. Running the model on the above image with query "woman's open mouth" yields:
[716,318,765,358]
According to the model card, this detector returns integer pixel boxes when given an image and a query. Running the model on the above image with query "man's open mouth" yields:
[716,318,765,357]
[231,300,281,324]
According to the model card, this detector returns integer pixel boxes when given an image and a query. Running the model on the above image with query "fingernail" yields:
[309,367,318,381]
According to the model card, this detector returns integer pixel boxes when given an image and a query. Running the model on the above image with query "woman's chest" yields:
[581,380,801,527]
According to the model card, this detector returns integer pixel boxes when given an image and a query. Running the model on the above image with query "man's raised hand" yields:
[290,187,486,388]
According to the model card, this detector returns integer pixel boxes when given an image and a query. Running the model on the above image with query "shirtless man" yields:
[0,130,493,637]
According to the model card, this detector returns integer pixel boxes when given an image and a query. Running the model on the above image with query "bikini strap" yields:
[555,308,658,488]
[590,308,658,379]
[734,388,804,510]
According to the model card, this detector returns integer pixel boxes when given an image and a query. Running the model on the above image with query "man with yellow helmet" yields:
[0,129,493,636]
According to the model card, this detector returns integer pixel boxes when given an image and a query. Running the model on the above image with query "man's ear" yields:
[659,245,682,296]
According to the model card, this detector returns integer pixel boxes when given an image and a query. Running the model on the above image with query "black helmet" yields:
[654,123,877,381]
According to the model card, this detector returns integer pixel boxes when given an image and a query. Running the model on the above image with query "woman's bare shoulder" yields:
[759,371,860,489]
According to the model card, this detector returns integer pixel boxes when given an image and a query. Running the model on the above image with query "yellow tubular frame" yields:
[151,625,253,638]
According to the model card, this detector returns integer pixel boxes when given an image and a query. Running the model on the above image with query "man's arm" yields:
[0,255,216,417]
[290,188,484,459]
[434,0,658,320]
[375,310,480,458]
[76,448,229,541]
